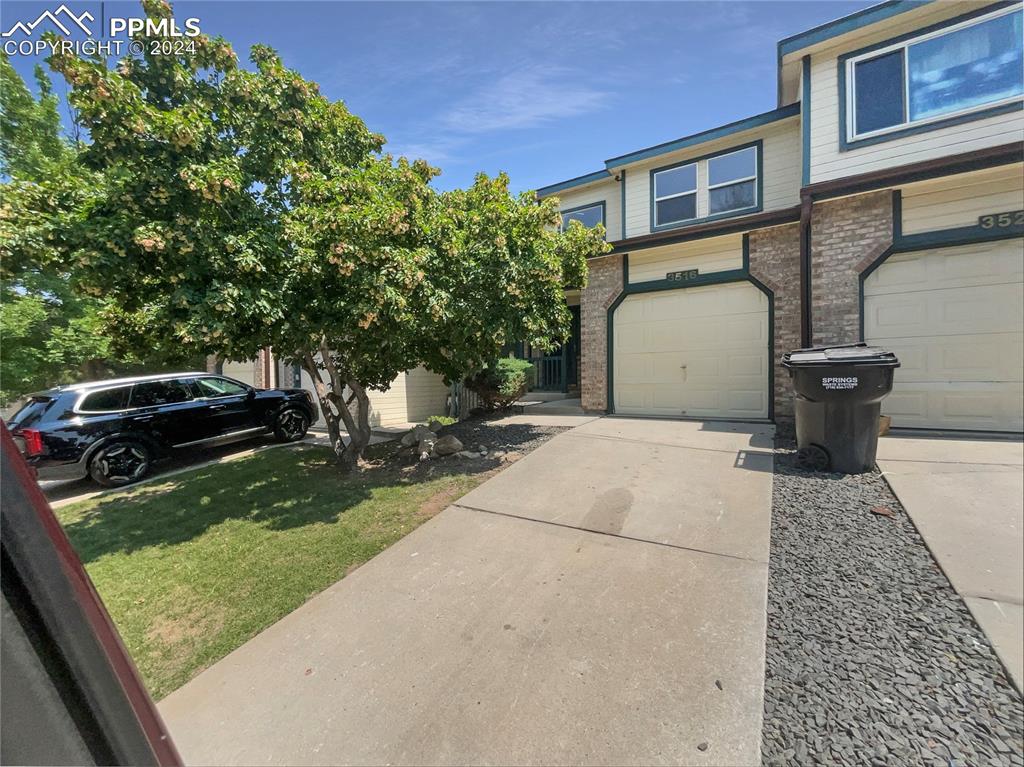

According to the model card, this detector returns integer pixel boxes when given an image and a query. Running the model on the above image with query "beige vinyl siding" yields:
[627,234,744,284]
[221,359,260,387]
[621,119,800,239]
[365,367,449,428]
[901,165,1024,235]
[548,179,622,242]
[807,3,1024,184]
[295,366,448,429]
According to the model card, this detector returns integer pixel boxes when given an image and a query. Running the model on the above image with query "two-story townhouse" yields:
[538,0,1024,433]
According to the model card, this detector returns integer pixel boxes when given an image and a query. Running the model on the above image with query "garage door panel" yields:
[612,283,769,419]
[865,239,1023,431]
[867,241,1024,296]
[874,333,1023,383]
[881,383,1023,431]
[867,282,1023,339]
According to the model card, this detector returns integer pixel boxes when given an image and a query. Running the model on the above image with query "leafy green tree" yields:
[0,54,199,406]
[1,56,109,404]
[46,0,607,467]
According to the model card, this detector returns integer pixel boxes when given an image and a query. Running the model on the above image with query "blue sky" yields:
[6,1,873,192]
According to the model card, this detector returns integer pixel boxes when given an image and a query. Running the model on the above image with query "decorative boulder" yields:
[418,437,437,455]
[402,424,436,447]
[428,419,445,433]
[433,434,464,456]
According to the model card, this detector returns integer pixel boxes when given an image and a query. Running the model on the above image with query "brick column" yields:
[748,223,801,428]
[809,190,894,346]
[579,254,624,411]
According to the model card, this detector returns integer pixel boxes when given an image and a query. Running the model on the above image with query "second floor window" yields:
[708,146,757,215]
[561,203,604,231]
[653,162,697,227]
[847,7,1024,140]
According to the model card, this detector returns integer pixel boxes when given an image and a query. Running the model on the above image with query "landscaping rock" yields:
[402,424,435,447]
[417,437,436,456]
[428,419,445,433]
[432,435,463,456]
[762,442,1023,766]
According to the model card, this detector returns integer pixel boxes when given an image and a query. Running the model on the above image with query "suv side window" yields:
[194,377,249,398]
[79,387,131,413]
[129,380,194,408]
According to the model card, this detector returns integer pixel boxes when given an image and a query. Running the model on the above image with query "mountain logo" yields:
[2,4,95,37]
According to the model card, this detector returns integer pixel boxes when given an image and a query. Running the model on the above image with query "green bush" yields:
[463,358,534,410]
[423,415,457,427]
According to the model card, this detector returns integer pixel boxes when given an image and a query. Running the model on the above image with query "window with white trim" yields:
[847,7,1024,141]
[707,146,757,215]
[560,204,604,231]
[653,162,697,227]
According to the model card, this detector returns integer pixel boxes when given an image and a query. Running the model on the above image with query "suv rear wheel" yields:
[89,441,152,487]
[273,408,310,442]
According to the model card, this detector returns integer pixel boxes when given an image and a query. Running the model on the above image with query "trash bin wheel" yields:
[796,444,830,472]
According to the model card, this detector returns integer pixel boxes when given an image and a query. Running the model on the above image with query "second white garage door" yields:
[864,239,1024,432]
[613,281,769,418]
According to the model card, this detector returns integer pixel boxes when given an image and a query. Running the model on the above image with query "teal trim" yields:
[625,269,749,294]
[744,274,776,422]
[778,0,933,58]
[560,201,606,233]
[649,140,763,233]
[536,169,610,197]
[622,251,629,286]
[801,55,811,186]
[742,233,750,271]
[837,3,1023,152]
[895,222,1024,251]
[892,189,902,240]
[619,169,627,240]
[606,105,798,169]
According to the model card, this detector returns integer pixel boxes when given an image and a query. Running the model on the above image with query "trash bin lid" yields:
[782,342,899,368]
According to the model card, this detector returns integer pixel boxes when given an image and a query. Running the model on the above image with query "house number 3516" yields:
[979,210,1024,229]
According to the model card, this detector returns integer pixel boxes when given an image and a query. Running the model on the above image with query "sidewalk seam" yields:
[450,502,767,566]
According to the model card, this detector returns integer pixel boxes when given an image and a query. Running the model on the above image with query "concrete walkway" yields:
[877,435,1024,692]
[159,417,774,766]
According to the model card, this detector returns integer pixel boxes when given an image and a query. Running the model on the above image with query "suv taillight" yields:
[21,429,44,457]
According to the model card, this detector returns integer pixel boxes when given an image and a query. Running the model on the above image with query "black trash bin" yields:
[782,343,899,474]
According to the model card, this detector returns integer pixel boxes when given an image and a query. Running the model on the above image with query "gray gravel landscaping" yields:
[762,443,1023,767]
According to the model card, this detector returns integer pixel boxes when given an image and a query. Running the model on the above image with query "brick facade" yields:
[809,190,895,346]
[747,223,801,427]
[579,254,624,411]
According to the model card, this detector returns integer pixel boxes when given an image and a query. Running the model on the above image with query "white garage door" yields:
[864,239,1024,432]
[613,281,769,418]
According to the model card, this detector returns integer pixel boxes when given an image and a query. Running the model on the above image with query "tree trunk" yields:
[301,350,373,472]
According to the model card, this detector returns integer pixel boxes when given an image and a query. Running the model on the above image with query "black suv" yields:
[7,373,318,487]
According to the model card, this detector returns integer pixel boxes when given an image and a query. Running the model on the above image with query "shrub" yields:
[463,358,534,411]
[424,415,456,427]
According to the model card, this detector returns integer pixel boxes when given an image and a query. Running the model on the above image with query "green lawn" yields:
[55,445,485,700]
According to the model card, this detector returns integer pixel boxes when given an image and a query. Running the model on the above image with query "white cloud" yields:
[441,65,609,134]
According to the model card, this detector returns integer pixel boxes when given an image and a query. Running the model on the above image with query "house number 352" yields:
[979,210,1024,229]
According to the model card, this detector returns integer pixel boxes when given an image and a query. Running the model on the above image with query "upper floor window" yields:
[653,162,697,227]
[560,203,604,231]
[847,7,1024,141]
[708,146,757,215]
[651,141,760,229]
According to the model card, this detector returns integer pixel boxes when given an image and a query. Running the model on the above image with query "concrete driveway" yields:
[877,435,1024,692]
[159,417,774,766]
